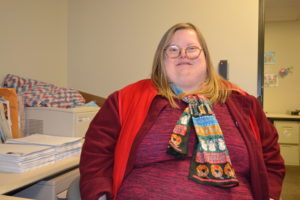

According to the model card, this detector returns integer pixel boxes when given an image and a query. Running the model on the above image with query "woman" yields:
[80,23,285,200]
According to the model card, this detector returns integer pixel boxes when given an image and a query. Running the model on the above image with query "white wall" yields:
[68,0,259,97]
[0,0,68,87]
[264,20,300,114]
[0,1,259,98]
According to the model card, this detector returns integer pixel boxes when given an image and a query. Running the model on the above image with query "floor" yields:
[281,165,300,200]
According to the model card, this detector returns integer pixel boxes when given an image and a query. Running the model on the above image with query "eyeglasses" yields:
[165,45,202,60]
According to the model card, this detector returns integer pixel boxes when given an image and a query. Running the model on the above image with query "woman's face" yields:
[164,29,207,93]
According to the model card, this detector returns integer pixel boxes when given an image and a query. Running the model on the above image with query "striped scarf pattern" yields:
[167,94,239,187]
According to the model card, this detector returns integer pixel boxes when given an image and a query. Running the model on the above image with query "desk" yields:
[0,155,79,195]
[267,113,300,166]
[0,195,34,200]
[266,113,300,122]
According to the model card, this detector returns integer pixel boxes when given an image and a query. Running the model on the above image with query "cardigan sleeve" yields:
[80,91,120,200]
[250,96,285,200]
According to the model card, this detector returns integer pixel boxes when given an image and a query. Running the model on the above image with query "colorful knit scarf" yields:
[167,89,239,187]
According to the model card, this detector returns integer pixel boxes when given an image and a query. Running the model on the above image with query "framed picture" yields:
[264,51,276,64]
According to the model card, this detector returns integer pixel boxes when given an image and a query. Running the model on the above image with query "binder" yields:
[0,88,19,138]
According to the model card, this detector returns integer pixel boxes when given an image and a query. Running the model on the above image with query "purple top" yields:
[117,100,253,199]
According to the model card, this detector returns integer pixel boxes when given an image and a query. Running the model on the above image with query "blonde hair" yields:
[151,23,234,107]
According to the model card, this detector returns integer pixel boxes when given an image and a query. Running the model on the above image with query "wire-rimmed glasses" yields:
[165,45,202,60]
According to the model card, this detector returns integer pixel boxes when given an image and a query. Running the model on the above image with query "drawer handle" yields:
[78,117,91,122]
[283,130,292,137]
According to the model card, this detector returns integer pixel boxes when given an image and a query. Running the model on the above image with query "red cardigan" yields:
[80,79,285,200]
[113,79,157,197]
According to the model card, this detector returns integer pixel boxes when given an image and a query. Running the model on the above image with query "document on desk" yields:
[0,143,55,173]
[5,134,82,161]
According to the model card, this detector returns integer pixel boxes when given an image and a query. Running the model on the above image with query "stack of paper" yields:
[6,134,82,161]
[0,143,55,173]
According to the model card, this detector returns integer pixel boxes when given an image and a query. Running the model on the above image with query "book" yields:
[0,88,19,138]
[0,128,5,144]
[17,95,25,137]
[0,101,12,141]
[0,97,12,133]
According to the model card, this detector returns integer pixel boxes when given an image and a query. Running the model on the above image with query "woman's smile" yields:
[176,61,192,66]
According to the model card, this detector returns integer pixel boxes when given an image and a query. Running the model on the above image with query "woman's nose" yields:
[179,48,187,58]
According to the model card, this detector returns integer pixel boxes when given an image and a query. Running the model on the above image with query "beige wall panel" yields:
[0,0,68,87]
[68,0,259,97]
[264,20,300,114]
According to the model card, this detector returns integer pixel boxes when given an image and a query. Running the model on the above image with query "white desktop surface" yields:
[0,155,80,194]
[266,113,300,119]
[0,195,34,200]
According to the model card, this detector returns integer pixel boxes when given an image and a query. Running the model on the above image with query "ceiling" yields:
[265,0,300,22]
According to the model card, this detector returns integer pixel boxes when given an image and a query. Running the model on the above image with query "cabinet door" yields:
[75,110,98,137]
[274,121,299,144]
[280,144,300,166]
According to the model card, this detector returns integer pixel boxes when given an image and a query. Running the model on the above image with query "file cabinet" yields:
[274,121,300,166]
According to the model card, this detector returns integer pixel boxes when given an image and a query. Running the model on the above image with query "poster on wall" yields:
[264,51,276,64]
[264,74,279,87]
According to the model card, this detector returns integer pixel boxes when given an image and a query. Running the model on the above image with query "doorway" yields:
[263,0,300,114]
[262,0,300,199]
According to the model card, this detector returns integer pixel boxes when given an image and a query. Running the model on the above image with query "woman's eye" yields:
[187,46,197,52]
[168,47,179,53]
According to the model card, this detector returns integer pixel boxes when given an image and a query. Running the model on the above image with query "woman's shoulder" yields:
[117,79,158,100]
[105,79,156,99]
[229,90,262,110]
[119,79,157,93]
